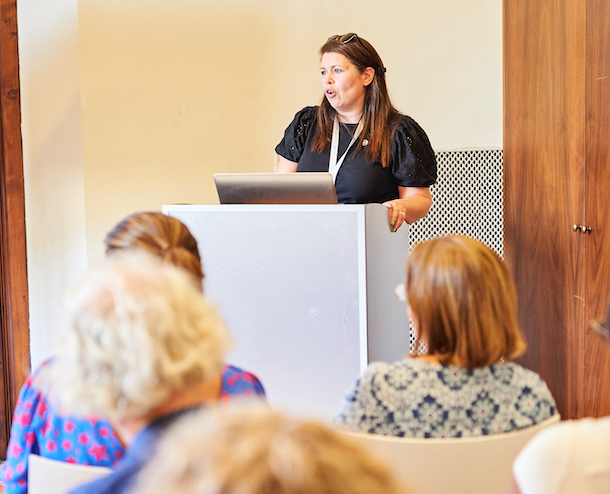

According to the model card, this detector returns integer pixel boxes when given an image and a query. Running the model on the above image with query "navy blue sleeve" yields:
[275,106,318,162]
[391,115,437,187]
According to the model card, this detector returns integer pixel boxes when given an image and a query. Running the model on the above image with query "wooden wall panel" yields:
[504,0,586,419]
[584,0,610,417]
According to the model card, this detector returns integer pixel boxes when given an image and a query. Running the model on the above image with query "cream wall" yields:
[18,0,501,368]
[79,0,502,265]
[18,0,87,370]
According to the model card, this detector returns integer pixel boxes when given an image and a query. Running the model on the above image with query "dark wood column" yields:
[0,0,30,455]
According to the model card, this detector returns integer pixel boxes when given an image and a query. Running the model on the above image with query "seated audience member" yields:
[336,235,557,437]
[133,406,411,494]
[0,212,265,494]
[44,253,234,494]
[509,301,610,494]
[104,212,266,403]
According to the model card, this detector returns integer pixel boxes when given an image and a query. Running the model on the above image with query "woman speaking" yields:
[276,33,437,231]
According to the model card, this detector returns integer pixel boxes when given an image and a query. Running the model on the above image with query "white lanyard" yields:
[329,116,363,184]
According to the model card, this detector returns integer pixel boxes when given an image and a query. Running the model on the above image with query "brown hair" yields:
[135,406,409,494]
[313,34,401,168]
[105,212,203,288]
[406,235,526,368]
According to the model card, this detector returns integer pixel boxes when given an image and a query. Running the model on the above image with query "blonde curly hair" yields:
[134,406,410,494]
[45,252,231,418]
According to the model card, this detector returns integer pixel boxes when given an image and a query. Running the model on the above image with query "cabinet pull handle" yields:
[573,224,592,234]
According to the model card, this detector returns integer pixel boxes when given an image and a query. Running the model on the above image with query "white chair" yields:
[28,454,112,494]
[341,414,560,494]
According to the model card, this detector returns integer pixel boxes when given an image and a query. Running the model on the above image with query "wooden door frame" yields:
[0,0,31,450]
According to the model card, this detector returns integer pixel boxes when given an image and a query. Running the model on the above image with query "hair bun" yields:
[105,212,204,287]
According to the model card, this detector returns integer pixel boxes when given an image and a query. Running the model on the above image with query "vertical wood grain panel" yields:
[0,220,9,452]
[584,0,610,417]
[0,0,30,454]
[504,0,586,418]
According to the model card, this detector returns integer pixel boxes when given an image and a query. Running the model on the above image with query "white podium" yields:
[163,204,410,421]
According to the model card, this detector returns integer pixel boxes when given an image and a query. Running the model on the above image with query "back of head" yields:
[105,212,204,288]
[134,406,409,494]
[46,252,230,418]
[406,235,526,368]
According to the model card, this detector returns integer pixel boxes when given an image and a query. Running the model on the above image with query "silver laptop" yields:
[214,172,338,204]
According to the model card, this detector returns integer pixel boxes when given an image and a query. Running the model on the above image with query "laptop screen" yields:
[214,172,338,204]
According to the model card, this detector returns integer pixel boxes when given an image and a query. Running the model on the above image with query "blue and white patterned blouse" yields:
[335,359,556,438]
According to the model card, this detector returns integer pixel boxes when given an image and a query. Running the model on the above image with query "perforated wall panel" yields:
[407,149,504,353]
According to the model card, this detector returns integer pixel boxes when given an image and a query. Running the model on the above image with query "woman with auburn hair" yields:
[0,212,265,494]
[276,33,437,231]
[134,406,411,494]
[336,235,556,438]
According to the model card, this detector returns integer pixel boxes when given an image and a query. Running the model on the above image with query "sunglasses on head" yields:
[327,33,364,46]
[326,33,386,75]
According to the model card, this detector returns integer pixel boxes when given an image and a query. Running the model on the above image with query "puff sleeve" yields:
[391,115,437,187]
[275,106,318,162]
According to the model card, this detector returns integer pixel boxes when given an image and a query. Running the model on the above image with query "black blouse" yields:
[275,106,437,204]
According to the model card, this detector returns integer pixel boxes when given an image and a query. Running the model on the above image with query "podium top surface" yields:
[163,203,381,213]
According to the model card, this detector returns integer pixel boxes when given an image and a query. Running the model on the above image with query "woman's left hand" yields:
[384,201,407,232]
[383,186,432,232]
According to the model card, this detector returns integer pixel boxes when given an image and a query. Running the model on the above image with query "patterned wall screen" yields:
[407,149,504,353]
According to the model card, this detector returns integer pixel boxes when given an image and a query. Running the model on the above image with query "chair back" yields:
[341,414,560,494]
[28,454,112,494]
